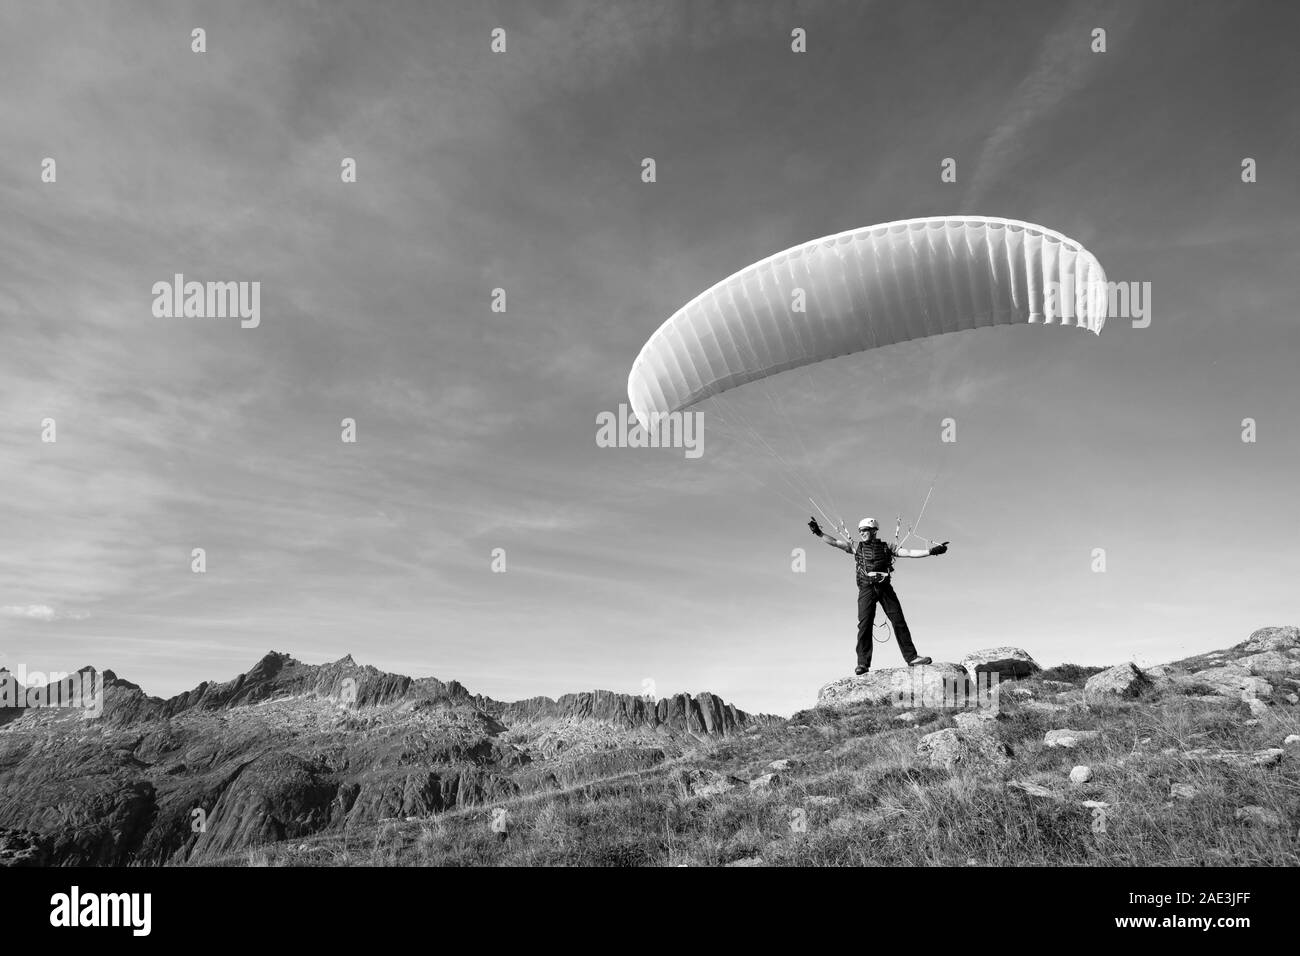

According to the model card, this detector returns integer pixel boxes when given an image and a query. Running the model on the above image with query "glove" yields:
[929,541,949,555]
[808,517,823,537]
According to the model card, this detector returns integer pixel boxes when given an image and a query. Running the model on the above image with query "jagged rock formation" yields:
[0,652,773,865]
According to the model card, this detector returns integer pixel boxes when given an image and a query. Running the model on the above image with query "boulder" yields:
[1190,665,1273,700]
[960,647,1041,680]
[1235,651,1300,677]
[817,663,972,710]
[916,728,1012,776]
[1084,663,1154,706]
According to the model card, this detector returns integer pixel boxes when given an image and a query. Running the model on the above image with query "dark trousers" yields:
[856,580,918,669]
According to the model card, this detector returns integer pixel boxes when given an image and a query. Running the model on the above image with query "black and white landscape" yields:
[1,0,1297,888]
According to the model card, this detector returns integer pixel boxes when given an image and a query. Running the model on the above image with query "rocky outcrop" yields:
[1084,663,1154,705]
[493,688,769,737]
[818,663,972,710]
[961,647,1041,680]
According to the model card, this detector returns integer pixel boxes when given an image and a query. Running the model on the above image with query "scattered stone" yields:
[749,773,782,792]
[768,759,799,772]
[893,712,919,723]
[1246,697,1269,716]
[917,728,1013,776]
[1287,694,1300,705]
[1245,719,1261,726]
[961,647,1041,680]
[1042,680,1076,690]
[804,795,841,808]
[726,856,765,867]
[1044,729,1102,748]
[1234,806,1282,828]
[680,768,746,798]
[1084,663,1154,705]
[1069,765,1093,784]
[1170,783,1198,800]
[1283,734,1300,746]
[1181,747,1285,768]
[818,663,971,710]
[1081,800,1110,810]
[1007,780,1059,799]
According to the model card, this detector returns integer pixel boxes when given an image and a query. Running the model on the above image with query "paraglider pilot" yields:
[808,516,948,675]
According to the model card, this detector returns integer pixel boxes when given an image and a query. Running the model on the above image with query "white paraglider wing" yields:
[627,216,1106,431]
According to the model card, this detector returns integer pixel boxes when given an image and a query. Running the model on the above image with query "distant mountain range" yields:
[0,652,775,865]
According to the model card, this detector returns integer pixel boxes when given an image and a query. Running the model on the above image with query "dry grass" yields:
[204,669,1300,867]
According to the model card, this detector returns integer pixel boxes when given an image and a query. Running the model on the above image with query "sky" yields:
[2,0,1297,717]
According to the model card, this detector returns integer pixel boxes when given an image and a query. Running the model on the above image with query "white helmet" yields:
[858,517,879,531]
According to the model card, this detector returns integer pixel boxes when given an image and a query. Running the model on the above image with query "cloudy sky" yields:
[2,0,1297,716]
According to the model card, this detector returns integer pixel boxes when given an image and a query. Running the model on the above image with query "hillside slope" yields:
[203,626,1300,867]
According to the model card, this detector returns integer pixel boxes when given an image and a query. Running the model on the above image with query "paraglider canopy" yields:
[628,216,1106,432]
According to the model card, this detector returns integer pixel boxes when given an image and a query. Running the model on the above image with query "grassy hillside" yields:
[213,659,1300,867]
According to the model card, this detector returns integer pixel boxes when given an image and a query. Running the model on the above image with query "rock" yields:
[817,663,972,710]
[1235,651,1300,677]
[0,828,51,867]
[1288,694,1300,705]
[1069,766,1093,784]
[680,769,746,798]
[749,773,782,792]
[1238,626,1300,655]
[893,712,919,723]
[1246,697,1269,716]
[1007,780,1059,799]
[1007,687,1035,698]
[1191,665,1273,700]
[1181,748,1285,768]
[1144,665,1172,679]
[1170,783,1198,800]
[960,647,1041,680]
[1084,663,1154,706]
[916,728,1012,776]
[1283,734,1300,746]
[726,856,764,867]
[804,795,841,808]
[1245,719,1261,726]
[767,759,799,772]
[1042,680,1077,690]
[954,711,999,732]
[1081,800,1110,810]
[1234,806,1283,828]
[1044,729,1102,748]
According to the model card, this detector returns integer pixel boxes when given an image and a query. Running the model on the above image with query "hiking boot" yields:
[907,656,933,667]
[854,665,869,676]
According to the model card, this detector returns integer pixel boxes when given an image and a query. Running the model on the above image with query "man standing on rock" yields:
[808,516,948,675]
